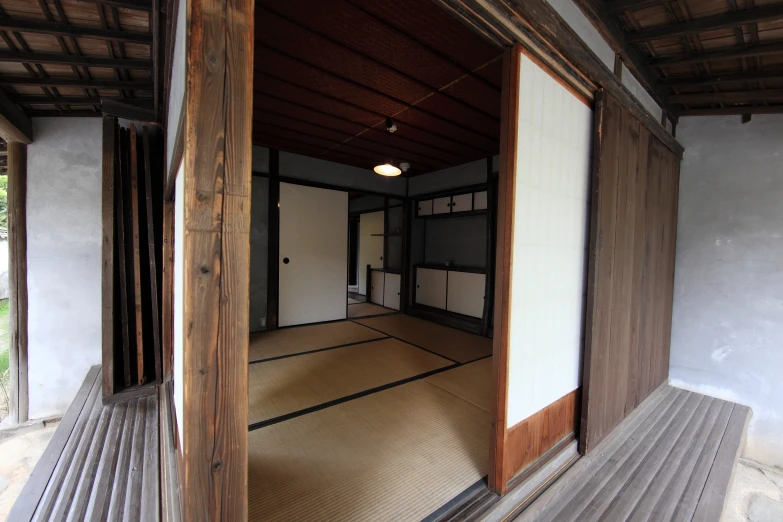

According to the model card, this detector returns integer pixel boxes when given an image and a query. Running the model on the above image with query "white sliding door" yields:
[279,183,348,327]
[358,210,384,295]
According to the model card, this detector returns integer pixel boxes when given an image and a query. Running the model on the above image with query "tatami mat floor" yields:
[347,301,396,318]
[247,316,493,522]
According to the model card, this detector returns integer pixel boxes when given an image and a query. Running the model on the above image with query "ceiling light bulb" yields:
[374,163,401,176]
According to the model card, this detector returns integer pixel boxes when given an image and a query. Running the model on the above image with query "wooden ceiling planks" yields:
[253,0,503,176]
[0,0,155,117]
[605,0,783,115]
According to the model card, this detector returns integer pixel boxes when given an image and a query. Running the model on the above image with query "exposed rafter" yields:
[0,18,152,44]
[0,76,154,89]
[0,50,152,69]
[648,41,783,67]
[627,4,783,43]
[13,95,154,106]
[659,69,783,86]
[605,0,666,14]
[679,106,783,116]
[668,89,783,104]
[75,0,153,11]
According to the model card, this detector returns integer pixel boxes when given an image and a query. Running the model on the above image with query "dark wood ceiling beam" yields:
[659,69,783,86]
[13,95,153,105]
[649,41,783,67]
[257,45,499,142]
[0,76,153,89]
[627,4,783,43]
[70,0,152,11]
[100,98,157,121]
[0,49,152,69]
[679,105,783,116]
[253,107,458,165]
[25,110,101,117]
[570,0,676,116]
[0,18,152,44]
[253,70,493,154]
[668,89,783,104]
[341,0,502,92]
[0,88,32,143]
[257,5,500,122]
[253,92,470,161]
[605,0,665,13]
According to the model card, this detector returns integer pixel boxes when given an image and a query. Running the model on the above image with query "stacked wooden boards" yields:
[107,119,165,391]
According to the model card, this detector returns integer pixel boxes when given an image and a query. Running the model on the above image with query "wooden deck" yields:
[514,385,751,522]
[8,366,161,522]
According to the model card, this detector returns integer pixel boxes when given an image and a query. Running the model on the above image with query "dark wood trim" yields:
[101,116,117,398]
[627,4,783,43]
[668,89,783,104]
[0,18,152,44]
[161,199,174,381]
[142,126,162,383]
[658,69,783,87]
[77,0,153,11]
[129,124,145,385]
[605,0,663,13]
[0,76,153,89]
[266,149,280,331]
[503,389,580,486]
[0,88,32,144]
[489,44,521,495]
[7,141,28,422]
[0,50,151,69]
[404,304,484,335]
[648,41,783,68]
[569,0,674,115]
[433,0,684,158]
[678,105,783,116]
[115,130,132,388]
[181,0,252,516]
[102,98,158,122]
[101,380,157,405]
[12,95,153,106]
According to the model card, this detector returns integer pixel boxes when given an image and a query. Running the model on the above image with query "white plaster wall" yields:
[544,0,614,70]
[27,118,102,419]
[669,115,783,468]
[173,161,185,446]
[506,56,593,428]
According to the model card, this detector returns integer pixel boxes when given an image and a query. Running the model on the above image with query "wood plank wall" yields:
[580,90,680,454]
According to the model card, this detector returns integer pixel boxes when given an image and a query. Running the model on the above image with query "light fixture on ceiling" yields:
[374,117,402,177]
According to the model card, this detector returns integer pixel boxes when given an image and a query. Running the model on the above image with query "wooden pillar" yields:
[181,0,253,518]
[101,116,116,398]
[8,141,29,424]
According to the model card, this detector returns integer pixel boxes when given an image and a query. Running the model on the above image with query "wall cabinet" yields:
[370,270,385,306]
[415,267,485,319]
[416,190,489,217]
[369,270,401,311]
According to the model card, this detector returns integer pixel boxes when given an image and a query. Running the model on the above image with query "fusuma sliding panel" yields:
[278,183,348,327]
[506,54,593,430]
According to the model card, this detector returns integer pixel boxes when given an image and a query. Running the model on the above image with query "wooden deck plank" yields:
[107,399,139,520]
[541,389,688,522]
[670,401,735,521]
[84,402,128,520]
[630,399,724,521]
[515,385,675,522]
[692,404,752,522]
[516,386,750,522]
[140,395,160,520]
[123,395,148,520]
[7,366,101,522]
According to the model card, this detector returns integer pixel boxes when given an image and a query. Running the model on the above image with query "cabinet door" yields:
[474,191,488,210]
[383,273,401,311]
[451,193,472,213]
[446,271,486,318]
[417,199,433,216]
[433,197,452,214]
[415,268,447,309]
[370,270,385,305]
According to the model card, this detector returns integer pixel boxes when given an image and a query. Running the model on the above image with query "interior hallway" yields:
[247,314,493,521]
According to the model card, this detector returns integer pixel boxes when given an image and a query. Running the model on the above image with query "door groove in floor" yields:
[249,336,391,365]
[248,362,460,431]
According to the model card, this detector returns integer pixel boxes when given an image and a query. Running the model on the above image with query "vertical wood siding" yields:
[580,90,680,454]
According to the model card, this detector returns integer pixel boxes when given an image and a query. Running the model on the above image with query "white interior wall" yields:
[669,115,783,468]
[407,158,488,196]
[505,56,593,428]
[27,118,102,419]
[173,161,185,446]
[358,210,384,296]
[165,0,186,173]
